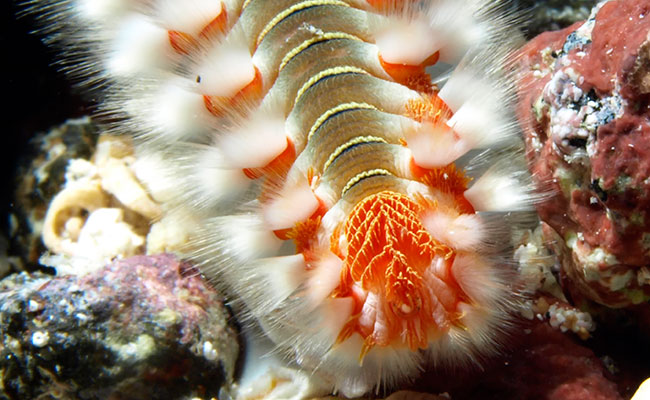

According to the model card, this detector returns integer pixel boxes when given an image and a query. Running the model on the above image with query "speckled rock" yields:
[0,253,239,400]
[7,118,98,274]
[517,0,650,307]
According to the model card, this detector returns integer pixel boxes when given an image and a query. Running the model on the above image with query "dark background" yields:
[1,1,86,238]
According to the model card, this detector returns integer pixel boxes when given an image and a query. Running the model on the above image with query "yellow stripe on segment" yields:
[323,136,387,173]
[341,169,392,197]
[294,66,368,107]
[256,0,350,47]
[242,0,253,10]
[279,32,363,72]
[307,102,377,142]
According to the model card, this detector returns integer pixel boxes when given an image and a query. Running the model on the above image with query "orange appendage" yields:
[410,162,474,214]
[379,54,438,94]
[277,192,327,244]
[404,94,452,124]
[411,160,475,214]
[410,162,469,196]
[404,96,476,213]
[285,216,322,258]
[198,4,228,39]
[203,67,263,117]
[333,191,463,354]
[168,30,198,55]
[168,2,228,54]
[242,137,296,181]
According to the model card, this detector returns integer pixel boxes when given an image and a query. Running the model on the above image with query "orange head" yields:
[331,191,468,360]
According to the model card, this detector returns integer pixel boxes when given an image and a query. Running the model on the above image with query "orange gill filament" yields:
[405,95,475,213]
[285,216,322,260]
[404,94,452,124]
[332,191,461,360]
[378,54,439,94]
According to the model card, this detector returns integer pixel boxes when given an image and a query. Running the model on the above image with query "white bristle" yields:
[437,70,473,113]
[77,0,130,21]
[251,255,308,313]
[195,34,256,97]
[219,114,288,169]
[130,152,178,204]
[305,252,344,308]
[157,0,223,35]
[198,214,284,270]
[106,15,171,77]
[263,178,320,231]
[425,0,520,63]
[312,184,338,210]
[450,302,498,348]
[192,146,250,204]
[445,87,516,149]
[450,253,504,306]
[374,18,440,65]
[319,203,348,238]
[464,168,534,212]
[318,297,355,345]
[422,212,484,251]
[328,337,423,398]
[424,0,486,62]
[439,67,518,149]
[134,78,212,142]
[133,143,251,212]
[406,122,470,167]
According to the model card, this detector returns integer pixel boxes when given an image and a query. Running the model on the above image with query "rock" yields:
[517,0,650,307]
[435,322,623,400]
[514,0,599,38]
[35,130,202,276]
[0,254,239,400]
[485,322,623,400]
[7,118,98,274]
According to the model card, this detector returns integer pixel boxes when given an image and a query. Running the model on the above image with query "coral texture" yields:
[518,0,650,307]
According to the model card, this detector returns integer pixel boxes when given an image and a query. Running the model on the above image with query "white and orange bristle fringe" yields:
[26,0,537,397]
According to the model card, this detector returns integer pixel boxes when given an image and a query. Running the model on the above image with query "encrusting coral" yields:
[518,0,650,308]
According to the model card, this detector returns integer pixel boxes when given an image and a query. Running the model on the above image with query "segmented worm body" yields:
[28,0,535,396]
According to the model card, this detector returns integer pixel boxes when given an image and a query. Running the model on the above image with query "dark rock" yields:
[0,254,239,400]
[7,118,98,275]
